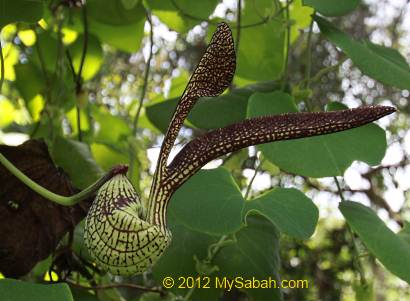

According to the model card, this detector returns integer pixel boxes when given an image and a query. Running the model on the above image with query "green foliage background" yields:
[0,0,409,300]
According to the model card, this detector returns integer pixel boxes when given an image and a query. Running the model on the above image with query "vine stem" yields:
[33,26,54,139]
[129,10,154,181]
[65,4,89,141]
[305,15,314,89]
[65,51,83,142]
[234,0,242,56]
[76,4,88,89]
[281,0,291,91]
[229,0,241,92]
[334,176,367,286]
[75,4,88,142]
[132,10,154,135]
[0,151,127,206]
[244,157,263,200]
[304,14,315,110]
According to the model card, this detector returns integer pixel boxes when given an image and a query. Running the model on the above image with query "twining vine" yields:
[65,2,89,141]
[129,9,154,185]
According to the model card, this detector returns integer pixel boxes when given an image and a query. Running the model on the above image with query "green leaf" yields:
[30,256,52,278]
[14,62,44,102]
[90,143,128,171]
[68,7,145,53]
[92,107,131,145]
[87,0,144,26]
[171,0,218,30]
[30,32,75,108]
[214,216,281,301]
[247,91,387,177]
[90,141,142,191]
[32,32,58,72]
[51,136,103,189]
[247,90,298,116]
[89,18,145,53]
[147,0,218,33]
[170,166,317,238]
[290,0,314,43]
[340,201,410,283]
[0,0,43,28]
[70,220,92,262]
[146,81,281,132]
[121,0,139,10]
[68,34,103,81]
[244,188,318,240]
[169,168,244,235]
[315,15,410,90]
[189,92,250,130]
[168,71,189,99]
[398,222,410,244]
[189,81,280,129]
[151,10,185,33]
[0,279,73,301]
[66,107,90,137]
[234,0,286,81]
[145,98,178,133]
[304,0,359,16]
